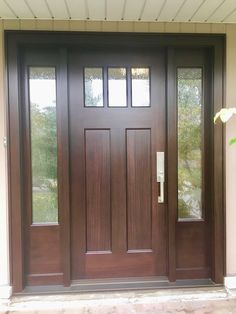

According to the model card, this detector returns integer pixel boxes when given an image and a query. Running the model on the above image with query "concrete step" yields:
[1,287,236,313]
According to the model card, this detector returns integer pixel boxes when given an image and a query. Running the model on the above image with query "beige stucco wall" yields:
[0,20,236,287]
[225,25,236,276]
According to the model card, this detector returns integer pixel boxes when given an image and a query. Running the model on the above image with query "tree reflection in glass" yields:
[84,68,103,107]
[29,67,58,223]
[177,68,202,219]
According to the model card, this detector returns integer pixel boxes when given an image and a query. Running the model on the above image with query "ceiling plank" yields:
[46,0,69,19]
[4,0,34,18]
[64,0,71,19]
[141,0,165,21]
[207,0,236,22]
[191,0,224,22]
[25,0,51,19]
[138,0,148,20]
[0,0,16,18]
[107,0,125,21]
[87,0,105,20]
[170,0,203,22]
[123,0,145,21]
[223,5,236,22]
[172,0,188,21]
[67,0,86,19]
[24,0,37,18]
[158,0,185,21]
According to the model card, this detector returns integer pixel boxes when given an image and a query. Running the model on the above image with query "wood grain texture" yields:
[57,48,71,286]
[69,48,167,279]
[85,130,111,252]
[176,222,208,269]
[127,129,152,251]
[26,273,63,286]
[7,38,23,292]
[28,226,62,275]
[167,47,177,282]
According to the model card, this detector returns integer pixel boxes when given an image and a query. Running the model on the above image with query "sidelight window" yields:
[29,67,58,224]
[177,68,203,219]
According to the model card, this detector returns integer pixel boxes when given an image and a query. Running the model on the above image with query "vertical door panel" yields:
[85,129,111,252]
[127,129,152,251]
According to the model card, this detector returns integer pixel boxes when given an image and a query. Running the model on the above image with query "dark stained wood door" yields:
[68,48,167,279]
[7,32,225,292]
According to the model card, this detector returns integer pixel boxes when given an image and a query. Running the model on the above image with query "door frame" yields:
[6,31,225,293]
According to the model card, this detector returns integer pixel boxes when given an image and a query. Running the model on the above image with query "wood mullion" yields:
[167,47,177,282]
[58,47,71,286]
[212,42,225,283]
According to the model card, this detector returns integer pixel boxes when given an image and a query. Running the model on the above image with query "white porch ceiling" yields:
[1,0,236,23]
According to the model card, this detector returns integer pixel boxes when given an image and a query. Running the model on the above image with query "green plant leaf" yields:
[229,137,236,145]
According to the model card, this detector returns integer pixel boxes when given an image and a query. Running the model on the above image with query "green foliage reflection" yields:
[178,68,202,219]
[31,102,58,223]
[29,67,58,224]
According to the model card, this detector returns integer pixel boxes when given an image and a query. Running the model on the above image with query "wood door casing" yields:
[69,49,167,279]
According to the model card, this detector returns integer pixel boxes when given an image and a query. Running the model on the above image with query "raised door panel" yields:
[85,129,111,252]
[127,129,152,251]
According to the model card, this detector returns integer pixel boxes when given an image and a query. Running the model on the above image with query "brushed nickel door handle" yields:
[158,174,164,203]
[156,152,165,203]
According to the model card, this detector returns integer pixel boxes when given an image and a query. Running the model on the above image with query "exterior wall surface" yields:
[0,20,236,296]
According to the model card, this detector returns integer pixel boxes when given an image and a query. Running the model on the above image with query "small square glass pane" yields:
[84,68,103,107]
[108,68,127,107]
[131,68,150,107]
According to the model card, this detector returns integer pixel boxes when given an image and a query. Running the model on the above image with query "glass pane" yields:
[131,68,150,107]
[29,67,58,224]
[108,68,127,107]
[177,68,202,219]
[84,68,103,107]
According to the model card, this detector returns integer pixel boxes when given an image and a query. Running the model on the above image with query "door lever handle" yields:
[156,152,165,204]
[158,173,164,203]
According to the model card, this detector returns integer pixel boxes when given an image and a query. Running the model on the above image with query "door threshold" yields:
[21,277,219,295]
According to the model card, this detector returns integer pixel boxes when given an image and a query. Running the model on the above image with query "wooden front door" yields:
[8,32,225,291]
[68,48,167,279]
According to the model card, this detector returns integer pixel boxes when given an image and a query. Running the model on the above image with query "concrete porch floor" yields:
[1,287,236,313]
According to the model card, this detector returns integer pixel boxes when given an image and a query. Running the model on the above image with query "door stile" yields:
[7,40,24,292]
[203,48,213,280]
[212,44,225,283]
[167,48,177,282]
[57,48,71,286]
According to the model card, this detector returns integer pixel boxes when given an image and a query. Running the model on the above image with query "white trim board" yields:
[225,276,236,289]
[0,285,12,299]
